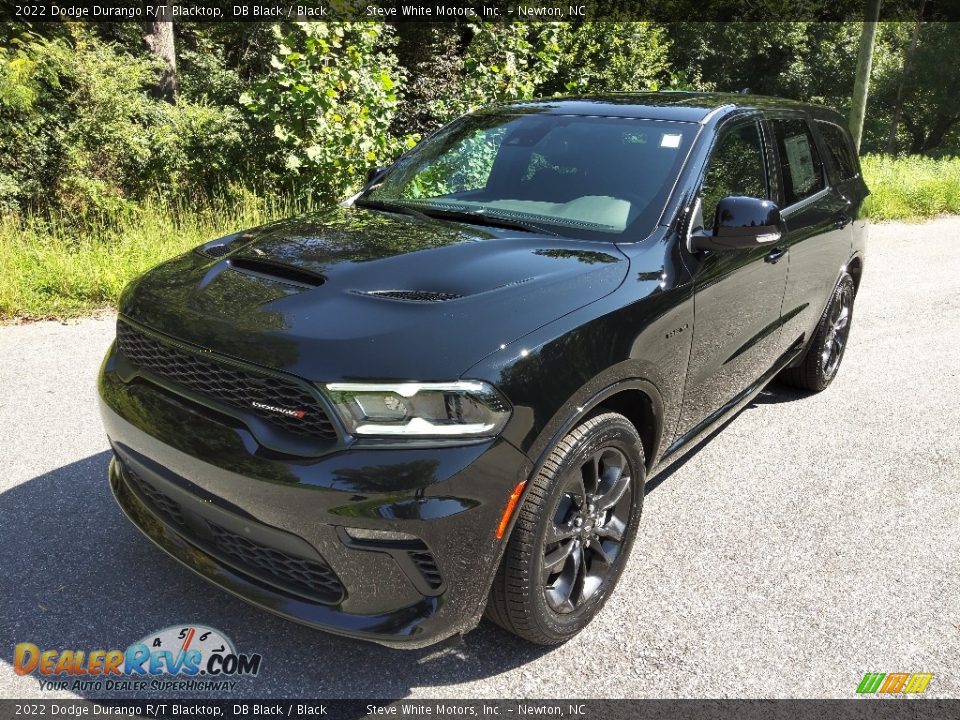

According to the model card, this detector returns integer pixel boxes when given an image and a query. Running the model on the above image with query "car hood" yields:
[119,206,629,382]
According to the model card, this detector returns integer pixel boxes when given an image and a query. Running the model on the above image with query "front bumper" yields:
[100,348,532,649]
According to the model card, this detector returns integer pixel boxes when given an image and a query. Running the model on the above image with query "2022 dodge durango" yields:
[99,92,867,647]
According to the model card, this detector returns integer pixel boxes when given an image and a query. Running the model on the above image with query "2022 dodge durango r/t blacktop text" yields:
[99,92,867,647]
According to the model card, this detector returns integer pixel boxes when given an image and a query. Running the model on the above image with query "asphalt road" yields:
[1,218,958,700]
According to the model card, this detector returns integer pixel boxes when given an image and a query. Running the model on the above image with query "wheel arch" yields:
[505,378,665,544]
[589,388,660,474]
[846,253,864,293]
[541,379,664,475]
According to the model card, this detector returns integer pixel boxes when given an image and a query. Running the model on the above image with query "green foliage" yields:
[861,155,960,220]
[426,23,563,123]
[0,26,251,217]
[547,22,671,95]
[0,192,316,320]
[868,23,960,154]
[667,22,861,102]
[0,31,68,214]
[241,23,413,202]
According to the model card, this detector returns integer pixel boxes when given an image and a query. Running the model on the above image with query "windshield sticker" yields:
[660,133,682,149]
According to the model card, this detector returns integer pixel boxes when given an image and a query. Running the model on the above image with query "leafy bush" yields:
[0,26,252,217]
[241,23,414,203]
[547,22,672,95]
[0,32,68,214]
[430,23,563,122]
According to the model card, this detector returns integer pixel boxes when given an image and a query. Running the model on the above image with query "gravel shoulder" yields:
[1,218,958,699]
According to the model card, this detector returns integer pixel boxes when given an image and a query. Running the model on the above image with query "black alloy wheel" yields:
[780,271,856,392]
[542,447,633,613]
[485,412,645,644]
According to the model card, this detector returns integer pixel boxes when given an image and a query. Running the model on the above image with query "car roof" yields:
[486,91,845,125]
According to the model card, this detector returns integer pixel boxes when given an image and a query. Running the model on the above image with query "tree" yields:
[142,0,178,103]
[665,22,862,107]
[898,23,960,153]
[886,0,926,153]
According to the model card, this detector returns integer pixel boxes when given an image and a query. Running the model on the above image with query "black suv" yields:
[99,92,867,647]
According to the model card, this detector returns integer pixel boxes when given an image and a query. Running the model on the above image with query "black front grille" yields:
[126,467,187,528]
[206,520,344,604]
[116,322,337,443]
[122,462,344,605]
[409,550,443,590]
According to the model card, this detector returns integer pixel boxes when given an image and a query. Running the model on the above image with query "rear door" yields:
[766,115,853,356]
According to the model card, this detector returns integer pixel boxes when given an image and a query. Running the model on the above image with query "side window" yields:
[700,121,768,229]
[771,119,825,206]
[815,121,859,181]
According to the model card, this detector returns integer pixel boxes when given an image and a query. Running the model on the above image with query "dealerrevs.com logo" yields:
[14,625,263,693]
[856,672,934,695]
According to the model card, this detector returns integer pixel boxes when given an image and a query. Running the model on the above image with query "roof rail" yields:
[699,104,736,125]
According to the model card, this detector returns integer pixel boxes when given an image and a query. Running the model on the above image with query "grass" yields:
[1,154,958,321]
[0,194,314,321]
[861,154,960,221]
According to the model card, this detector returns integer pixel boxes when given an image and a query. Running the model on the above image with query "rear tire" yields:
[485,412,645,644]
[779,272,856,392]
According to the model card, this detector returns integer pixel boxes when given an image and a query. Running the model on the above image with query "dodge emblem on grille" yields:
[251,401,306,419]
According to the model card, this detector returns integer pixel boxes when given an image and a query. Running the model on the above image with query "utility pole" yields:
[849,0,882,153]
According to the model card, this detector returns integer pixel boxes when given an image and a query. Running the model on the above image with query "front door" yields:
[675,118,789,440]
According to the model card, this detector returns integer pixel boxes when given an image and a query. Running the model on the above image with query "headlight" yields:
[324,381,511,438]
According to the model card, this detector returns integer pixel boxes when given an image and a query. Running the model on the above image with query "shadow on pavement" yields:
[644,382,806,494]
[0,451,552,700]
[747,382,809,407]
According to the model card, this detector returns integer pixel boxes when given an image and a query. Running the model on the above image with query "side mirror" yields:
[688,195,784,253]
[366,166,389,184]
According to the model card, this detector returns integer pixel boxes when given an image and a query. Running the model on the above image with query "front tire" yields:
[485,412,645,644]
[779,272,856,392]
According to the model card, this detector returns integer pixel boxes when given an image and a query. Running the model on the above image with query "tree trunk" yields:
[886,0,926,154]
[143,1,177,104]
[849,0,882,153]
[920,113,960,153]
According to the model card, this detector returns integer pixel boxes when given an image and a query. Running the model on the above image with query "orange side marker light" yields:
[495,480,528,539]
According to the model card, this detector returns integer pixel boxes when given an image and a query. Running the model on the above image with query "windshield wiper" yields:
[412,206,558,236]
[354,198,558,236]
[352,198,432,222]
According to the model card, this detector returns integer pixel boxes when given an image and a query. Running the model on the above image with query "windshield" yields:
[362,112,695,240]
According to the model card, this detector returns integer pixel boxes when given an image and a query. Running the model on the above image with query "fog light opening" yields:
[343,527,420,543]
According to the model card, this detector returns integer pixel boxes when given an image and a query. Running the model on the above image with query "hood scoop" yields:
[203,243,233,258]
[364,289,463,302]
[228,257,326,289]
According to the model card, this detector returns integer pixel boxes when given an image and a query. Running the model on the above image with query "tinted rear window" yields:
[815,121,859,181]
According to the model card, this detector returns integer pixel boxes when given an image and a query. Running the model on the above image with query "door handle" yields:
[765,247,787,264]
